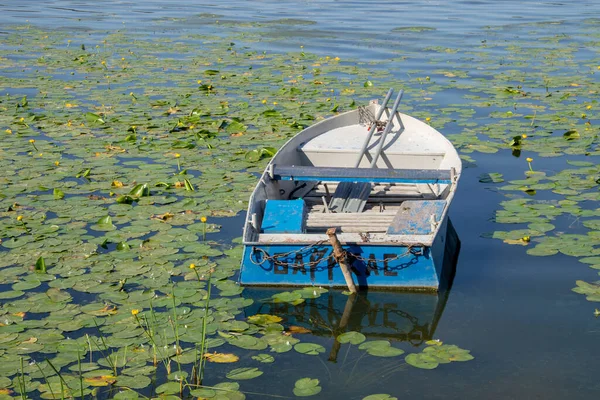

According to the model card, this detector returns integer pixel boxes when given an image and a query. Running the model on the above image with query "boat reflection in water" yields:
[244,220,460,359]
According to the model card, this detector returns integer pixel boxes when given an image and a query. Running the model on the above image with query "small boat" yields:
[240,89,461,290]
[243,220,460,355]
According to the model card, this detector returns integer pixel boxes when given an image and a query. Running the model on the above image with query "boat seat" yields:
[387,200,446,235]
[271,165,453,184]
[261,199,307,234]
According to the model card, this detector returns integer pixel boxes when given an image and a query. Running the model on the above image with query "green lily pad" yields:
[358,340,405,357]
[115,375,152,390]
[336,331,366,345]
[294,343,325,356]
[293,377,322,397]
[155,381,182,395]
[226,367,263,380]
[405,353,439,369]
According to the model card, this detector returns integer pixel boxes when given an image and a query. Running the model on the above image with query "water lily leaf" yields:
[204,352,239,363]
[12,279,41,291]
[76,168,91,178]
[190,382,244,399]
[295,286,328,299]
[294,343,325,356]
[363,395,398,400]
[478,172,504,183]
[583,220,600,230]
[563,130,580,140]
[115,375,152,390]
[579,257,600,266]
[46,288,71,302]
[247,314,283,325]
[35,256,47,273]
[226,367,263,380]
[53,188,65,199]
[184,178,195,191]
[129,183,150,197]
[251,354,274,363]
[293,377,321,397]
[116,195,135,204]
[155,381,182,394]
[272,291,303,304]
[270,342,293,353]
[97,215,113,225]
[286,326,312,334]
[405,353,439,369]
[572,280,600,301]
[84,375,117,387]
[527,222,555,232]
[80,303,118,316]
[358,340,404,357]
[228,335,267,350]
[85,112,105,124]
[526,245,559,256]
[337,331,366,345]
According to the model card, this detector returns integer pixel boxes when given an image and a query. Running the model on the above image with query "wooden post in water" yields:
[326,228,357,293]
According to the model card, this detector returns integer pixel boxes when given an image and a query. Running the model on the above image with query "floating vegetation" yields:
[490,160,600,305]
[405,341,474,370]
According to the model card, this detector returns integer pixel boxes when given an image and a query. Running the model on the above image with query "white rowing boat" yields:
[240,89,461,290]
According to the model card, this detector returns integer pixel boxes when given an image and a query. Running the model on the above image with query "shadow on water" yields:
[243,219,461,360]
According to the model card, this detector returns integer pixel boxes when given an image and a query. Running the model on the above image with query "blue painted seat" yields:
[387,200,447,235]
[261,199,307,234]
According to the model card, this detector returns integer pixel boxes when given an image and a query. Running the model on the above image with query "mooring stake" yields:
[326,227,357,293]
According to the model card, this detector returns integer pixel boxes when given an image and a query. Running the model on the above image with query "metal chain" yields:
[249,242,425,270]
[250,241,335,268]
[350,244,424,264]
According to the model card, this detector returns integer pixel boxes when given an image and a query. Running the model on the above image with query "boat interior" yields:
[243,100,461,245]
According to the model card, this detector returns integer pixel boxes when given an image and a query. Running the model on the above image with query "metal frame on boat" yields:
[240,89,462,290]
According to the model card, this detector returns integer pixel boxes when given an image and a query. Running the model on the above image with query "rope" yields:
[358,106,386,132]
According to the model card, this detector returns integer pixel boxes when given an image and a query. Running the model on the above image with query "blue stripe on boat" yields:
[272,165,452,184]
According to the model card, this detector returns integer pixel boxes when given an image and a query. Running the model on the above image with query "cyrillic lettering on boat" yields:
[367,254,379,276]
[383,254,398,276]
[292,253,306,275]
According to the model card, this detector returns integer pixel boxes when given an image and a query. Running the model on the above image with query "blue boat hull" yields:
[240,217,455,291]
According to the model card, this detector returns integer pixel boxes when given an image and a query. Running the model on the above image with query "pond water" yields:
[1,1,599,399]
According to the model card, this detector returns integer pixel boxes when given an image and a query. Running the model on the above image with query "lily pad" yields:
[336,331,366,345]
[358,340,405,357]
[293,377,322,397]
[294,343,325,356]
[226,367,263,380]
